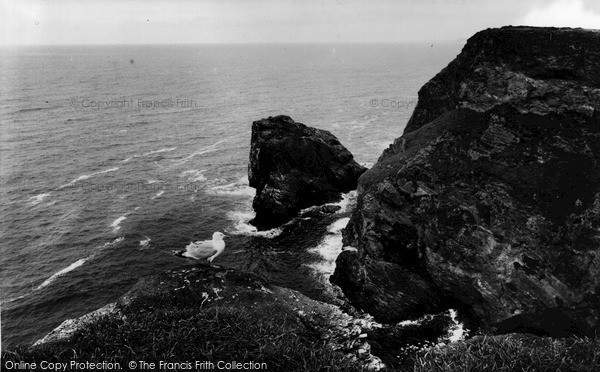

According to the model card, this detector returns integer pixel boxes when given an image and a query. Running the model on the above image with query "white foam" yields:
[306,217,350,277]
[336,191,357,213]
[151,190,164,199]
[58,167,119,189]
[139,237,151,247]
[110,215,127,232]
[102,236,124,248]
[299,190,357,215]
[211,184,255,197]
[397,319,421,327]
[180,169,207,183]
[0,294,26,305]
[225,210,283,238]
[209,176,255,198]
[147,179,160,184]
[327,217,350,233]
[121,157,133,163]
[36,258,87,290]
[173,139,227,166]
[28,193,51,206]
[447,309,467,342]
[35,237,124,291]
[142,147,177,156]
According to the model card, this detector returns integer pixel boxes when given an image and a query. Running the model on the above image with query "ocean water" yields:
[0,43,461,349]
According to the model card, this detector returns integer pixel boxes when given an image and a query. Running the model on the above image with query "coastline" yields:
[3,25,600,371]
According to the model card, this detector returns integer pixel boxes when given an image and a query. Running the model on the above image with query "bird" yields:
[174,232,227,264]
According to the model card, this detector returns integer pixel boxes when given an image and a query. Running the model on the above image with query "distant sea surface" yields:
[0,43,461,348]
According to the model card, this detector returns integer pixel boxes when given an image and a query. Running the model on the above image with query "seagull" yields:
[174,232,227,264]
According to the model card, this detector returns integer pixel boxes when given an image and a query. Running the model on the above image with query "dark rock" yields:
[404,26,600,135]
[331,250,444,323]
[249,115,366,229]
[367,310,457,367]
[332,26,600,335]
[300,204,342,219]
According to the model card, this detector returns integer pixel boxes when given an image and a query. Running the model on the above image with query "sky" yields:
[0,0,599,45]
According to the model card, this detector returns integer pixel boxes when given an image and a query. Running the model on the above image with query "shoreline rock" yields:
[249,115,366,230]
[332,26,600,336]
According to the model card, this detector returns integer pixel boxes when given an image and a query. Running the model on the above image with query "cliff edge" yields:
[332,26,600,336]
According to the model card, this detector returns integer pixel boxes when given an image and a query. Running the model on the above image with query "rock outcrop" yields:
[332,26,600,336]
[249,115,366,229]
[32,264,386,370]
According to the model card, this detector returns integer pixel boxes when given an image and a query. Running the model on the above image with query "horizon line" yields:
[0,40,468,48]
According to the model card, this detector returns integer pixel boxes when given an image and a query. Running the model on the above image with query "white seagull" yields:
[174,232,227,264]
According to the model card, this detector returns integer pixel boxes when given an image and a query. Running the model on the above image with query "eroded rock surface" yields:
[332,26,600,336]
[249,115,366,229]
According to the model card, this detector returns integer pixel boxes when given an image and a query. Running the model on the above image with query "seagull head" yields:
[213,231,227,240]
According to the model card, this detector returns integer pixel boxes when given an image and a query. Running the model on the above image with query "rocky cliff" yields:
[249,115,366,229]
[331,26,600,336]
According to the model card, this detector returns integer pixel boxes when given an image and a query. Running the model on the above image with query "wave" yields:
[35,237,124,291]
[225,210,283,238]
[36,258,88,290]
[218,178,355,238]
[103,236,124,247]
[299,190,357,216]
[446,309,467,342]
[110,215,127,232]
[176,148,219,165]
[58,167,120,189]
[0,294,26,306]
[208,176,255,198]
[151,190,164,199]
[305,217,350,277]
[28,193,51,206]
[142,147,177,157]
[172,139,227,166]
[120,146,177,163]
[328,216,350,233]
[180,169,207,183]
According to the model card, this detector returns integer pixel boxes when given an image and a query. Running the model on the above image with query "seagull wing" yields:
[184,240,217,260]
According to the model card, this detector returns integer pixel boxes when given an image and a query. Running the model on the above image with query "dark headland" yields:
[3,26,600,371]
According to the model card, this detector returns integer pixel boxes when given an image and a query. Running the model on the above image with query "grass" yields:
[2,304,364,372]
[3,285,599,371]
[410,333,600,372]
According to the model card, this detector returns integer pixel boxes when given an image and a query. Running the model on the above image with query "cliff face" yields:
[331,27,600,335]
[249,115,366,229]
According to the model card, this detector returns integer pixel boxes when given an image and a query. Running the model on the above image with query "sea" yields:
[0,43,461,349]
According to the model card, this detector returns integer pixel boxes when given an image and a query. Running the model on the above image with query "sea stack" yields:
[248,115,367,230]
[331,26,600,336]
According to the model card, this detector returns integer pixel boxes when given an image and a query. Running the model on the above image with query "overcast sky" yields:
[1,0,599,45]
